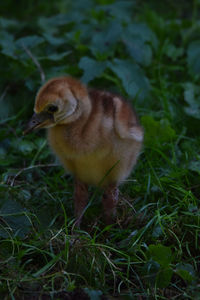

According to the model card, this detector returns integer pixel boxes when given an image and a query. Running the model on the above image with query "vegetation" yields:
[0,0,200,298]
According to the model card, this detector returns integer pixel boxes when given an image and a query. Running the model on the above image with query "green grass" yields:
[0,0,200,299]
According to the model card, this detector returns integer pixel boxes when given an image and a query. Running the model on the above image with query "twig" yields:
[10,163,59,187]
[22,43,46,83]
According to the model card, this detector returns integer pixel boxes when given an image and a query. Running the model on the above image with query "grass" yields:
[0,0,200,299]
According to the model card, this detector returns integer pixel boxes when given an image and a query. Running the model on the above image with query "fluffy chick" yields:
[25,76,143,225]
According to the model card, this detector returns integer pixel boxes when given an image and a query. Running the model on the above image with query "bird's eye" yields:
[47,105,58,113]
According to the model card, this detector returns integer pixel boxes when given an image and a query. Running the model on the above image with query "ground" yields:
[0,0,200,299]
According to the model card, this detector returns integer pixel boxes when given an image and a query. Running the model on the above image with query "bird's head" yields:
[24,76,90,134]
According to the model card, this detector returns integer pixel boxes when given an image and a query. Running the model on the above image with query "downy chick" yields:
[24,76,143,225]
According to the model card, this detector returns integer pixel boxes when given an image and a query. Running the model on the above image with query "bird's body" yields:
[48,89,142,187]
[25,76,143,225]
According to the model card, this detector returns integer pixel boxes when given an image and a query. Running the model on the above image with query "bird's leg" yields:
[102,185,119,224]
[74,179,88,226]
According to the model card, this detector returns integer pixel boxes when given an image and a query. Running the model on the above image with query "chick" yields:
[24,76,143,225]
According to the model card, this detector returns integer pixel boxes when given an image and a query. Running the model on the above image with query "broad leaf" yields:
[38,14,70,32]
[43,32,66,46]
[188,160,200,174]
[141,116,176,146]
[148,244,172,267]
[176,263,196,282]
[0,17,19,29]
[125,23,158,49]
[187,40,200,75]
[90,21,122,56]
[16,35,44,48]
[40,51,71,61]
[0,31,16,59]
[124,37,152,66]
[100,1,136,23]
[79,56,107,83]
[165,43,184,61]
[156,267,173,288]
[108,59,150,100]
[183,82,200,119]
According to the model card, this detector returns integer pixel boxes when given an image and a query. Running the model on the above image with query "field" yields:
[0,0,200,299]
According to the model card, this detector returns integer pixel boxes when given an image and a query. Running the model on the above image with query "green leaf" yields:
[183,82,200,119]
[38,14,70,32]
[187,40,200,75]
[152,225,163,238]
[188,160,200,174]
[100,1,135,22]
[40,51,71,61]
[156,267,173,288]
[165,43,184,61]
[16,35,44,48]
[122,22,158,66]
[0,31,16,59]
[141,116,176,146]
[79,56,107,83]
[84,288,103,300]
[17,140,35,155]
[0,17,19,29]
[108,59,150,100]
[43,32,66,46]
[19,189,32,201]
[0,95,13,119]
[0,147,6,158]
[176,263,196,282]
[0,200,31,238]
[125,23,158,49]
[148,244,172,267]
[124,37,152,66]
[90,21,122,56]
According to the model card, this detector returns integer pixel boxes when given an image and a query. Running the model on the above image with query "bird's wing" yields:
[113,96,144,142]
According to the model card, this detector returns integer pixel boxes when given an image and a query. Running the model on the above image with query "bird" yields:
[24,76,144,226]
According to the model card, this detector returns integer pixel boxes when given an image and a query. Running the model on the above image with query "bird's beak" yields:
[23,112,54,135]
